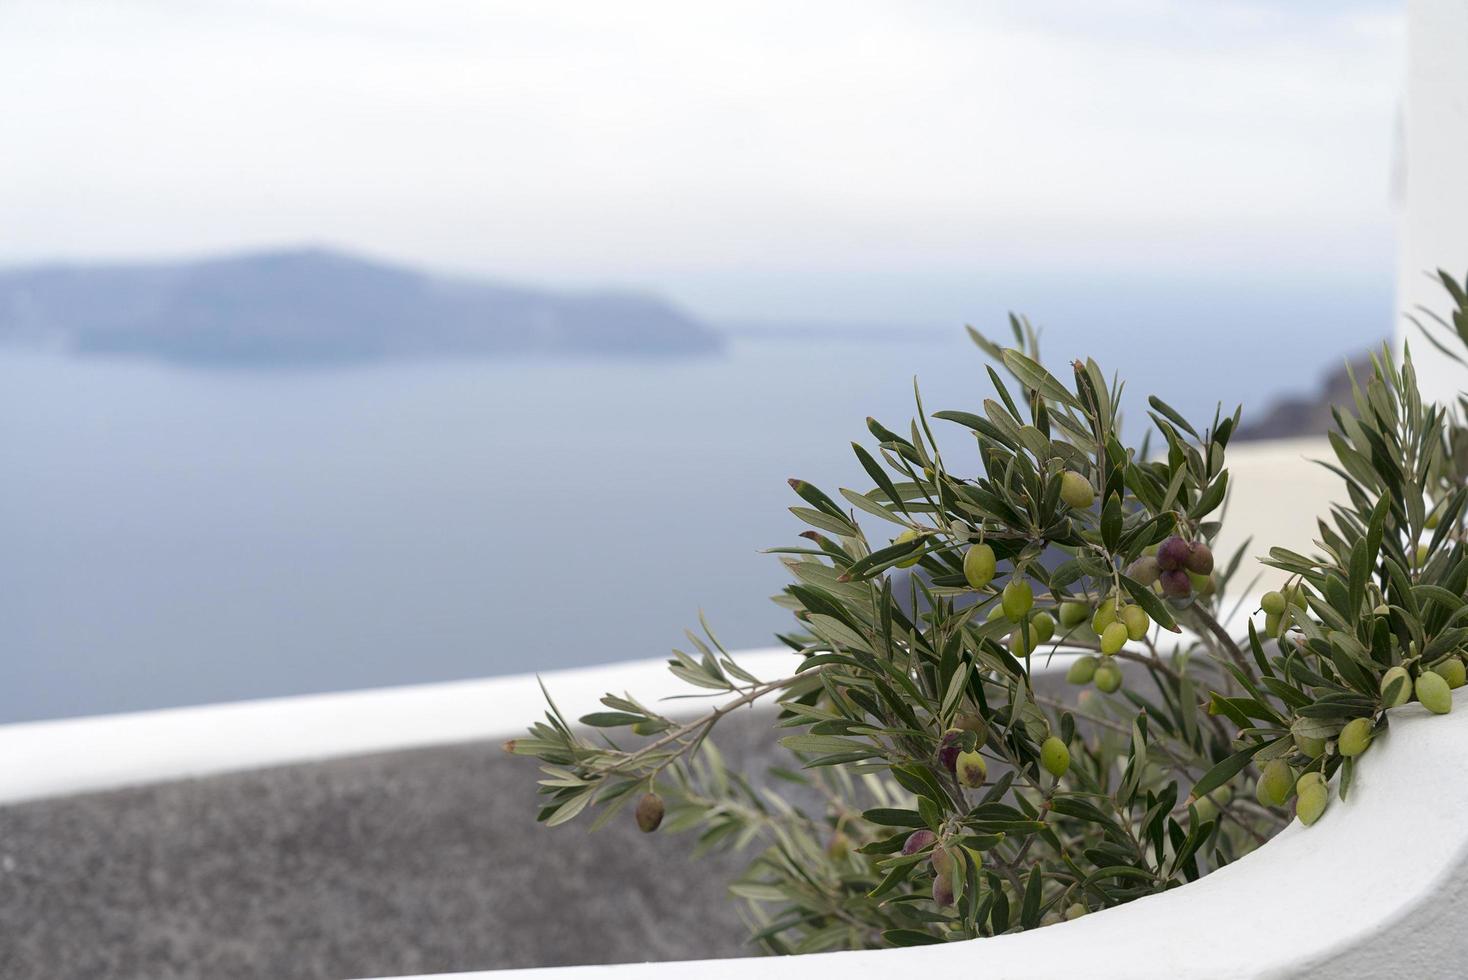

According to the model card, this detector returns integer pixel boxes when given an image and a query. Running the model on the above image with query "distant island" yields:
[1234,351,1377,441]
[0,247,721,365]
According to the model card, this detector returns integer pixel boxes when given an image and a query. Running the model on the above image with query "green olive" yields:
[1120,604,1150,641]
[1380,665,1411,707]
[1059,470,1095,510]
[1188,571,1216,597]
[1064,902,1088,920]
[893,529,923,568]
[1433,657,1467,690]
[1059,601,1090,629]
[963,543,997,589]
[1066,655,1098,685]
[1293,731,1326,758]
[1261,591,1287,616]
[1125,555,1161,587]
[955,749,988,788]
[1040,736,1070,778]
[1100,621,1128,655]
[1417,670,1453,714]
[1002,578,1034,621]
[1256,758,1294,807]
[1338,717,1373,757]
[1030,611,1056,644]
[1296,781,1328,826]
[1094,661,1123,693]
[1091,601,1117,636]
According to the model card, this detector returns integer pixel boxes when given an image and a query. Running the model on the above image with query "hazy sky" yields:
[1,0,1404,320]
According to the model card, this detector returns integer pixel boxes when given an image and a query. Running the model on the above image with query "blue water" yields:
[0,284,1390,722]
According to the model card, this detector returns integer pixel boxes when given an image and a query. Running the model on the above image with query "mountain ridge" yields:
[0,247,721,365]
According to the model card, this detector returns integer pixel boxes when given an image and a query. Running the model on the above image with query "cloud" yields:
[0,0,1404,318]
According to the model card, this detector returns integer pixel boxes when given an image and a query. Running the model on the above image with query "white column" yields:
[1396,0,1468,404]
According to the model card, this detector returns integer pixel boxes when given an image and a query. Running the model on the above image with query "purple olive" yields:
[1160,568,1193,597]
[635,792,665,833]
[932,869,956,907]
[1157,536,1191,572]
[936,728,964,772]
[902,829,937,856]
[1184,541,1214,575]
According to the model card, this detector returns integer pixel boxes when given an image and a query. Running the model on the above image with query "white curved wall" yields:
[1396,0,1468,404]
[0,649,799,805]
[11,628,1465,980]
[378,693,1468,980]
[22,625,1454,980]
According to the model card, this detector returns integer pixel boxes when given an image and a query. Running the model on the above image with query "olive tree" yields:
[507,271,1468,953]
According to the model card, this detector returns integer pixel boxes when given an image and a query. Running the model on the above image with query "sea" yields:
[0,282,1392,721]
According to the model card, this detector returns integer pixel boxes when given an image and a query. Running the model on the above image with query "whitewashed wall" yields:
[1396,0,1468,404]
[0,650,800,805]
[390,693,1468,980]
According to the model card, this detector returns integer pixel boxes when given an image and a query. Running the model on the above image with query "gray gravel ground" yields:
[0,709,788,980]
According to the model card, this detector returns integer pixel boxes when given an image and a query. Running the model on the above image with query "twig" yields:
[589,672,812,777]
[1189,604,1252,675]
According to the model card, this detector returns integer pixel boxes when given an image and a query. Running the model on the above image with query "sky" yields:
[0,0,1405,322]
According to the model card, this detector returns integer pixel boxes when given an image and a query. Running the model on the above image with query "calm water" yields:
[0,289,1388,722]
